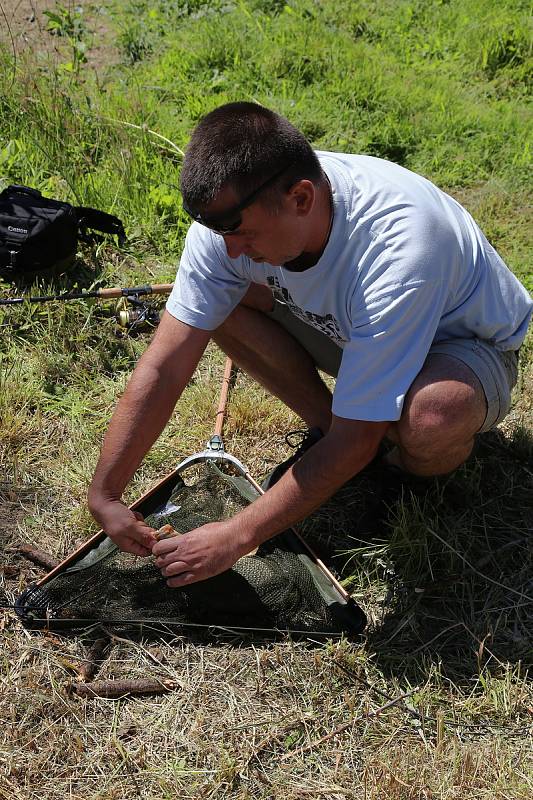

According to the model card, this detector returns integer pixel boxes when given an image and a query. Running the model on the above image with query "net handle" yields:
[214,357,233,437]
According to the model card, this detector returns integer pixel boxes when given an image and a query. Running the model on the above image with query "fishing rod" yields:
[0,282,174,329]
[0,283,174,305]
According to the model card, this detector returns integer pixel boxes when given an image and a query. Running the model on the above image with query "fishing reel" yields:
[0,281,172,332]
[115,295,161,331]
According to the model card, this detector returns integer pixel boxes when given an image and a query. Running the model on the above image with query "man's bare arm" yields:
[238,415,390,542]
[153,415,390,584]
[88,311,211,555]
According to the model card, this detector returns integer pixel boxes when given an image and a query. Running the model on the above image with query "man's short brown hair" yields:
[180,102,323,212]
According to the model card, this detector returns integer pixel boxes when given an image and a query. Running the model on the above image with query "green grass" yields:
[1,0,531,275]
[0,1,532,798]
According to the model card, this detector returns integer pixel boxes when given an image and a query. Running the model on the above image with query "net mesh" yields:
[17,462,359,634]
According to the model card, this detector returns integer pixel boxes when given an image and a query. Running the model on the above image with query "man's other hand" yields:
[153,520,245,587]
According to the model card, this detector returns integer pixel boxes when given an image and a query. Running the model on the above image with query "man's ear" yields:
[288,179,315,217]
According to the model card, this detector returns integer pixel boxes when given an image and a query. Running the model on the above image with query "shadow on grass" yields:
[4,248,108,294]
[301,427,533,684]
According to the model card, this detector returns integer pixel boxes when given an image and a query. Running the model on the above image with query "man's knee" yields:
[240,283,275,313]
[215,284,274,341]
[396,356,487,454]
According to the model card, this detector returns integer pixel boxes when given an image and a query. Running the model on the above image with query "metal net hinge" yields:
[206,434,224,453]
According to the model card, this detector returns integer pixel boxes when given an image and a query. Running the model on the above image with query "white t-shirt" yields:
[167,153,532,421]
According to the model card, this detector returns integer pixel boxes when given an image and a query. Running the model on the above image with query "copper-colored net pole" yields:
[214,357,233,437]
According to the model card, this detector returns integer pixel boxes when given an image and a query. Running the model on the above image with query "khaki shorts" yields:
[268,300,519,433]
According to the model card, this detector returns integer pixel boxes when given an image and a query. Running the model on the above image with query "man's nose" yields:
[223,235,245,259]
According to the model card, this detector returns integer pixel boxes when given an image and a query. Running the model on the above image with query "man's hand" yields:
[87,315,211,554]
[153,520,246,587]
[91,499,157,556]
[153,416,390,586]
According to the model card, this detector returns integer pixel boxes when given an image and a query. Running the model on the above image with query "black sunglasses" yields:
[182,163,292,235]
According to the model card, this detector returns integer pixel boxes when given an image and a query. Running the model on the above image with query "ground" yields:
[0,1,532,797]
[0,0,118,71]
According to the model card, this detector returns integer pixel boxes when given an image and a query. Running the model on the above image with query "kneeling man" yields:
[88,102,532,587]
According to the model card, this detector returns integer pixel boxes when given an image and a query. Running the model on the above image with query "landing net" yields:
[16,461,365,636]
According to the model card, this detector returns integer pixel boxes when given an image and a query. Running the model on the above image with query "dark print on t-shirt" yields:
[266,275,345,343]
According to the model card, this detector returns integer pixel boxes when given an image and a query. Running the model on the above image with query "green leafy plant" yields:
[44,4,88,71]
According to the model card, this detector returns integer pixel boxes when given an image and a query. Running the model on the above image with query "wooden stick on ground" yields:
[78,637,112,682]
[69,678,179,699]
[18,544,59,572]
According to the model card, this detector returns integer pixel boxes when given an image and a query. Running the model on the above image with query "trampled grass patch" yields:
[0,1,531,798]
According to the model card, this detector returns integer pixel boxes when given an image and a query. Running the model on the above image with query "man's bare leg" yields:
[213,285,333,432]
[386,354,487,476]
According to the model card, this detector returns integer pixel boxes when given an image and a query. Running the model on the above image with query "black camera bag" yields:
[0,184,126,281]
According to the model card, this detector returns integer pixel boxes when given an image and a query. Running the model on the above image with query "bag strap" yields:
[74,206,127,246]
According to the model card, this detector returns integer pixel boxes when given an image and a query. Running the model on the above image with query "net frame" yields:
[15,440,365,635]
[14,358,366,636]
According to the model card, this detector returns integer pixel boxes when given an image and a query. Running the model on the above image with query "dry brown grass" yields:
[1,629,531,798]
[1,337,532,798]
